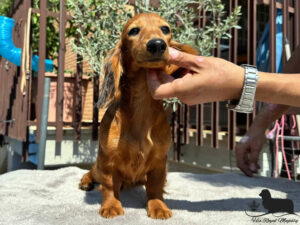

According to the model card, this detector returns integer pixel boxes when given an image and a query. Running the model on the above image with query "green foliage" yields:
[2,0,241,75]
[0,0,13,16]
[66,0,132,75]
[31,0,76,65]
[68,0,241,108]
[31,14,59,60]
[68,0,241,74]
[136,0,241,56]
[32,0,59,60]
[0,0,242,109]
[32,0,61,12]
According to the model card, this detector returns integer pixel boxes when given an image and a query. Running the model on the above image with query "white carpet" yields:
[0,167,299,225]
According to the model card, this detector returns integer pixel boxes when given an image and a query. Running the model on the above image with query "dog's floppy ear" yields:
[165,41,199,76]
[97,41,123,108]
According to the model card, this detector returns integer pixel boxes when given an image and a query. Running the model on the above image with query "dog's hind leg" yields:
[79,165,96,191]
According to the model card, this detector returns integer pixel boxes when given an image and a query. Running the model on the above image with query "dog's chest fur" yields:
[100,72,171,182]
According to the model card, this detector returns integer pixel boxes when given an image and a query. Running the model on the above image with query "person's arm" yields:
[236,104,300,176]
[147,48,300,107]
[285,107,300,114]
[256,72,300,107]
[235,104,290,176]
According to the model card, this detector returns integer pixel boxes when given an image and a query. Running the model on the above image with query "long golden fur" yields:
[79,13,198,219]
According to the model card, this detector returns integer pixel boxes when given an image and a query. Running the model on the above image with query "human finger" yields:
[168,47,204,71]
[146,69,176,99]
[236,144,253,177]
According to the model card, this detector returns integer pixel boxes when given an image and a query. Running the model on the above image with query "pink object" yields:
[292,115,296,129]
[274,120,280,178]
[268,117,291,180]
[280,115,291,180]
[267,120,278,139]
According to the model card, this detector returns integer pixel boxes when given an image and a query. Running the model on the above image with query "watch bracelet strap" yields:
[230,65,258,113]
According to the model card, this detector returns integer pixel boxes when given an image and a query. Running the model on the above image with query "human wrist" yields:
[255,72,272,103]
[246,110,271,135]
[228,63,244,99]
[228,64,258,113]
[251,111,273,129]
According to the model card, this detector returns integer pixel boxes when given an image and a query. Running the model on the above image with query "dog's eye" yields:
[128,27,140,36]
[161,26,170,35]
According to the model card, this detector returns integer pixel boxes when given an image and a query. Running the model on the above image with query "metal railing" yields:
[171,0,300,161]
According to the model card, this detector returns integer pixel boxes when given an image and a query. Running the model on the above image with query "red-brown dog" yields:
[79,13,197,219]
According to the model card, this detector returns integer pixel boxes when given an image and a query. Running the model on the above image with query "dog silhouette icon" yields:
[259,189,294,214]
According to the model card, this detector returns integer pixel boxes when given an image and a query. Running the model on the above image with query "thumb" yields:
[168,47,204,71]
[146,69,176,100]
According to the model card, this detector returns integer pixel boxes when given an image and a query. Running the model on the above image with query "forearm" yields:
[286,107,300,114]
[246,104,300,131]
[252,103,290,129]
[256,72,300,107]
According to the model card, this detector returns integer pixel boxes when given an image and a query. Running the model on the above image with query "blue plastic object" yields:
[256,10,283,73]
[28,133,38,165]
[0,15,53,72]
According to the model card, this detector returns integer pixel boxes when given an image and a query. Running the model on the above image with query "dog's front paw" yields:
[99,200,124,218]
[147,199,172,219]
[79,172,94,191]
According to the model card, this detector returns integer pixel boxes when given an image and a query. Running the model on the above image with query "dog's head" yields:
[97,13,198,108]
[259,189,272,199]
[120,13,197,69]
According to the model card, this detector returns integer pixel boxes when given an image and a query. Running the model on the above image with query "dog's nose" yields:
[146,39,167,56]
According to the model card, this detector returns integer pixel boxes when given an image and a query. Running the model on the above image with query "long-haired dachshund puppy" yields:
[79,13,197,219]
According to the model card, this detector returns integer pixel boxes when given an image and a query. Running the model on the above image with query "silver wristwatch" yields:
[228,64,258,113]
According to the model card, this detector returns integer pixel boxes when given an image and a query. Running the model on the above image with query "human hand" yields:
[146,47,244,105]
[235,103,290,177]
[235,123,266,177]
